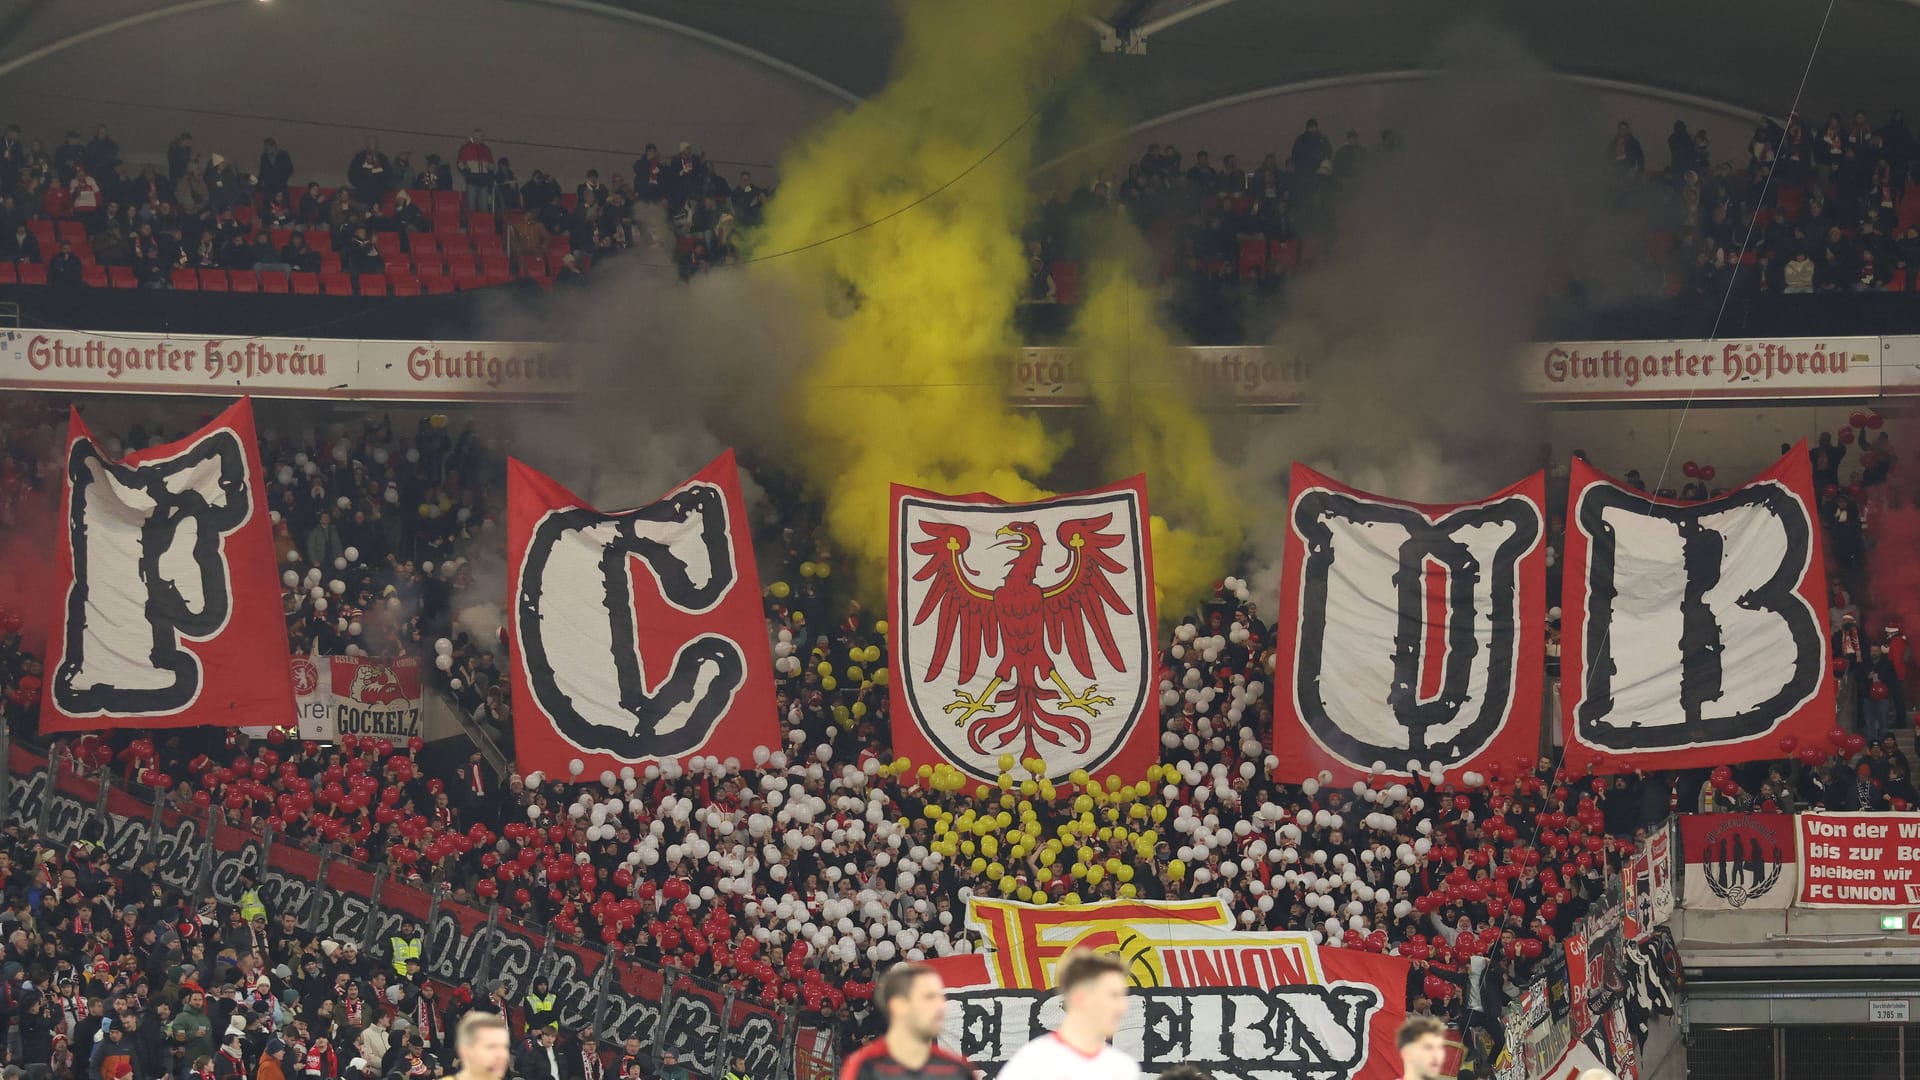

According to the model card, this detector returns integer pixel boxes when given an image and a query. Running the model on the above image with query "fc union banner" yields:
[1271,465,1546,784]
[507,451,777,774]
[42,399,294,732]
[888,478,1158,784]
[1796,811,1920,907]
[292,655,423,742]
[1559,446,1835,774]
[924,898,1408,1080]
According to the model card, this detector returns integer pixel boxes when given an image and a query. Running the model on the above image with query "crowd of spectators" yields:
[0,121,768,289]
[0,391,1910,1080]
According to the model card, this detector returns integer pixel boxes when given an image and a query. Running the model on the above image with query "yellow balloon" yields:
[815,661,832,677]
[1073,794,1094,814]
[851,702,867,718]
[1010,843,1028,860]
[981,836,999,858]
[770,581,791,599]
[821,676,837,692]
[816,563,832,578]
[875,620,889,636]
[1104,857,1122,875]
[916,764,932,779]
[985,862,1005,881]
[976,784,991,800]
[1070,862,1087,879]
[1064,892,1082,906]
[846,665,864,682]
[1146,764,1164,784]
[998,754,1016,773]
[1069,769,1091,787]
[874,668,889,686]
[1105,776,1122,792]
[1134,781,1152,799]
[996,876,1015,895]
[800,562,817,578]
[1117,864,1135,883]
[1118,883,1137,899]
[1084,865,1105,886]
[1167,858,1186,881]
[1019,779,1037,797]
[1129,804,1148,821]
[969,857,986,875]
[1016,885,1033,901]
[1036,866,1054,885]
[1151,805,1168,824]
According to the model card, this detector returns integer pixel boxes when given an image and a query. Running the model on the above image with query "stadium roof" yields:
[0,0,1910,169]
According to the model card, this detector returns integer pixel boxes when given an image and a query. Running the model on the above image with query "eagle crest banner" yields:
[887,478,1158,784]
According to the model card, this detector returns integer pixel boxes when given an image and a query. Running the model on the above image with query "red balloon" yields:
[1828,728,1849,749]
[1682,461,1700,478]
[1867,411,1884,430]
[1870,682,1891,702]
[515,888,532,905]
[1845,733,1868,753]
[1779,734,1800,753]
[1850,411,1869,428]
[1699,465,1716,482]
[1839,427,1857,446]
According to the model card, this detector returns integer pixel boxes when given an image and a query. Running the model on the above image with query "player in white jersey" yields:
[994,951,1139,1080]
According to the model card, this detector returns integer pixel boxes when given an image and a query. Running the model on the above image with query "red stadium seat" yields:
[452,270,484,292]
[28,221,55,252]
[290,272,321,296]
[0,264,14,285]
[259,270,290,294]
[1887,269,1909,292]
[318,251,342,274]
[321,272,354,297]
[234,204,255,226]
[1776,185,1805,219]
[1269,238,1298,272]
[384,256,411,275]
[419,272,454,295]
[16,263,45,285]
[410,235,440,260]
[171,268,200,290]
[473,231,504,254]
[469,211,497,235]
[433,212,464,237]
[389,271,421,296]
[480,253,511,284]
[1237,236,1266,278]
[374,232,402,256]
[55,220,86,245]
[230,270,259,293]
[444,250,476,277]
[198,270,229,291]
[431,191,462,217]
[106,266,136,288]
[1901,183,1920,232]
[1050,260,1080,303]
[81,265,107,288]
[358,273,388,297]
[269,228,294,249]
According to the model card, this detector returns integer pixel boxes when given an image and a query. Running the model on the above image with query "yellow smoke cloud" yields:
[1068,245,1243,612]
[752,0,1233,617]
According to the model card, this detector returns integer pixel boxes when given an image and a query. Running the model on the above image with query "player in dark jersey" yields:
[839,962,973,1080]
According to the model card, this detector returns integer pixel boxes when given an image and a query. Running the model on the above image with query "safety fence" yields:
[0,742,842,1080]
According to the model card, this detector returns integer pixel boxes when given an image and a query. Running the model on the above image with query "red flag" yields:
[887,476,1159,783]
[42,398,292,731]
[1271,464,1546,784]
[1559,444,1836,774]
[507,450,777,775]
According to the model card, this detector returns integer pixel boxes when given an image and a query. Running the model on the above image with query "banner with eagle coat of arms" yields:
[887,477,1159,784]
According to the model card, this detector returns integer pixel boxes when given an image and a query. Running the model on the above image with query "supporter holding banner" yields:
[292,654,424,741]
[1559,445,1836,774]
[1796,811,1920,907]
[1679,814,1794,911]
[41,398,294,732]
[1271,465,1547,784]
[507,451,777,774]
[888,477,1158,784]
[924,897,1409,1080]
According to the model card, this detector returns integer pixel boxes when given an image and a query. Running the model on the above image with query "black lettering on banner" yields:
[728,1012,781,1080]
[516,484,746,759]
[946,986,1384,1079]
[658,990,721,1065]
[1292,491,1540,768]
[55,430,252,717]
[1575,482,1821,748]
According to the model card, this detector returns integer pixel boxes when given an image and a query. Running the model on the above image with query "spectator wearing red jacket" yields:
[458,129,497,213]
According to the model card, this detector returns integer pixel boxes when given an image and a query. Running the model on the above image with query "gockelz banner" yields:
[292,655,424,742]
[924,897,1409,1080]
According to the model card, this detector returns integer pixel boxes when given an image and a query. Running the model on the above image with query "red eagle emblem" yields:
[909,515,1134,760]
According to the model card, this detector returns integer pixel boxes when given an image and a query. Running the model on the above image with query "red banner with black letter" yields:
[41,398,293,731]
[506,450,777,775]
[1559,446,1835,774]
[888,477,1158,784]
[1270,464,1547,784]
